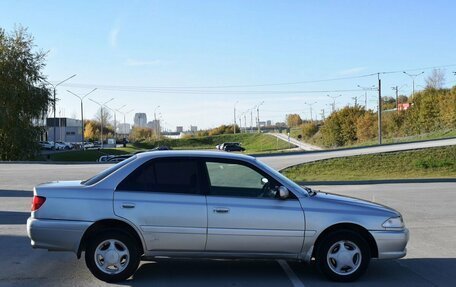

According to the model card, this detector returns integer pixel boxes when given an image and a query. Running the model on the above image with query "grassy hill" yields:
[47,133,294,162]
[282,145,456,181]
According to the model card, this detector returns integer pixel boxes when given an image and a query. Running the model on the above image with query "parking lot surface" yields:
[0,163,455,286]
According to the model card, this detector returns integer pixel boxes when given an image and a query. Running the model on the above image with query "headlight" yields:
[382,216,404,229]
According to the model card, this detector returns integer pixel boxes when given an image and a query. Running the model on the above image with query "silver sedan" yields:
[27,151,408,282]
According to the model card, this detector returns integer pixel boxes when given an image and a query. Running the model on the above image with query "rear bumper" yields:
[370,228,409,259]
[27,217,92,253]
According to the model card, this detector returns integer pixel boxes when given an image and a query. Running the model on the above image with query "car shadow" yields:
[117,257,456,287]
[0,211,30,224]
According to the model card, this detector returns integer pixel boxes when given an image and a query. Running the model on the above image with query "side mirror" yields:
[278,186,289,199]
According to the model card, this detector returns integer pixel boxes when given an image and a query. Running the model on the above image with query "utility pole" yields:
[326,94,341,114]
[250,109,253,133]
[320,109,325,121]
[305,101,317,121]
[403,71,424,100]
[233,101,238,134]
[351,96,359,107]
[357,85,376,110]
[44,74,76,149]
[67,88,97,147]
[244,111,247,133]
[377,73,382,145]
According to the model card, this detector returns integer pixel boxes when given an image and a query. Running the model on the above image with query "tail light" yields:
[31,196,46,211]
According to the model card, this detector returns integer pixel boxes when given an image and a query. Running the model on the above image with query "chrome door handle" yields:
[122,203,136,209]
[213,207,230,213]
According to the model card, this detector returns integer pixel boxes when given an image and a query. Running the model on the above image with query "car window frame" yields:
[200,157,297,200]
[115,156,205,196]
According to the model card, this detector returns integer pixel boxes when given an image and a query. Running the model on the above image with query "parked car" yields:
[39,141,54,150]
[216,142,240,151]
[106,155,133,162]
[56,141,73,150]
[27,151,408,283]
[223,142,245,152]
[83,142,95,149]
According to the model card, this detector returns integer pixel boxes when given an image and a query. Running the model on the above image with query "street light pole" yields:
[256,101,264,133]
[403,71,424,100]
[154,106,161,140]
[357,85,377,110]
[44,74,76,149]
[67,88,97,148]
[233,101,239,134]
[304,101,317,121]
[377,73,382,145]
[89,98,114,148]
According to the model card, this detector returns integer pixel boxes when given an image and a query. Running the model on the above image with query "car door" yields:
[203,159,305,254]
[114,157,207,251]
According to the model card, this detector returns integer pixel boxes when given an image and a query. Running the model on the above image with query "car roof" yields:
[135,150,255,162]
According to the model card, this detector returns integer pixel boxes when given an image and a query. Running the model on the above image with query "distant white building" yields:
[190,125,198,132]
[147,120,161,134]
[117,123,131,135]
[176,126,183,133]
[46,117,82,142]
[134,113,147,127]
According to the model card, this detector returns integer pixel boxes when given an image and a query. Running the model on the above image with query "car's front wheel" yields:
[315,230,370,282]
[85,230,140,283]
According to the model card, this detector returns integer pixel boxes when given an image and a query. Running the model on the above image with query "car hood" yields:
[311,191,400,217]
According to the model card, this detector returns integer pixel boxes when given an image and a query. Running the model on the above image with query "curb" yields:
[297,178,456,185]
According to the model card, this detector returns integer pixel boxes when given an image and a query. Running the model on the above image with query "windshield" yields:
[82,155,137,186]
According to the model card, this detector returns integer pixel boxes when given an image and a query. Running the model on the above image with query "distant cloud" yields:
[109,27,119,47]
[338,67,367,76]
[125,58,162,67]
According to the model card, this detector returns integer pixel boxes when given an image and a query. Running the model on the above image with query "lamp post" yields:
[154,106,161,140]
[89,98,114,148]
[105,104,125,140]
[256,101,264,133]
[357,85,377,109]
[67,88,97,148]
[233,101,239,134]
[44,74,77,149]
[304,101,317,121]
[403,71,424,100]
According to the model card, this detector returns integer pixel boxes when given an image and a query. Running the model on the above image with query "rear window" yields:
[82,155,137,185]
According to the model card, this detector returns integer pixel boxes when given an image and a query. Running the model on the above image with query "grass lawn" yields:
[134,133,293,153]
[282,145,456,181]
[47,133,293,162]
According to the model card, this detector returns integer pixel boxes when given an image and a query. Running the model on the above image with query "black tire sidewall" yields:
[316,230,371,282]
[85,230,140,283]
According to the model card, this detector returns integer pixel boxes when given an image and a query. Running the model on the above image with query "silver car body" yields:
[27,151,408,262]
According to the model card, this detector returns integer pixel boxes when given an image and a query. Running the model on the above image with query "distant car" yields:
[152,146,172,151]
[28,151,408,283]
[83,142,95,149]
[223,143,245,152]
[217,142,239,150]
[98,155,115,162]
[56,141,72,150]
[106,155,132,162]
[39,141,54,150]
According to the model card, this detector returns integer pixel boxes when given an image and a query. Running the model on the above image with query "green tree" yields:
[0,27,51,160]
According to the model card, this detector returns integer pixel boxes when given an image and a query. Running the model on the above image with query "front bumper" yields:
[370,228,409,259]
[27,217,92,253]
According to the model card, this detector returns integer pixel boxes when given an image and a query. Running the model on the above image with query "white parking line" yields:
[277,260,305,287]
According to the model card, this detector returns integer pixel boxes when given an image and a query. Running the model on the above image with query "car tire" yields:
[315,230,370,282]
[85,230,141,283]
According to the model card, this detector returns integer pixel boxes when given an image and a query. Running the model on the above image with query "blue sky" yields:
[1,0,455,130]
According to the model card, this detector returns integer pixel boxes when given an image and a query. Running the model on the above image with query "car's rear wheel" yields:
[85,230,140,283]
[315,230,370,282]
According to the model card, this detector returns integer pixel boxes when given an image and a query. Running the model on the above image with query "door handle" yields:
[213,207,230,213]
[122,203,136,209]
